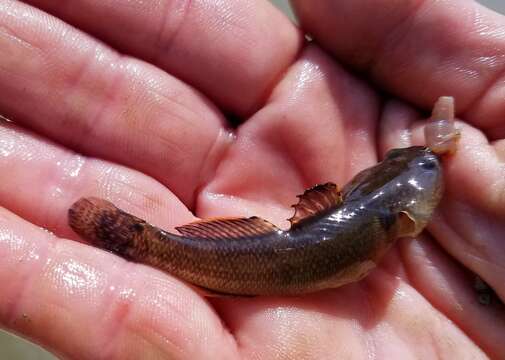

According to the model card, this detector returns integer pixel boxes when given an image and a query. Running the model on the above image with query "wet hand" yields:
[0,0,503,358]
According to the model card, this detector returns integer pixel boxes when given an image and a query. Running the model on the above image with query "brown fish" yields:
[69,97,459,296]
[68,146,443,296]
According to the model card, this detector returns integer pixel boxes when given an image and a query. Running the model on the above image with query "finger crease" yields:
[97,260,138,359]
[152,0,192,64]
[66,53,128,153]
[4,231,57,328]
[366,0,429,77]
[45,153,90,236]
[192,127,235,211]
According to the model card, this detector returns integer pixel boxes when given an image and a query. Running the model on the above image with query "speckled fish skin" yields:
[68,146,443,296]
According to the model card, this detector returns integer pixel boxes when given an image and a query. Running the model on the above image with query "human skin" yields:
[0,0,503,358]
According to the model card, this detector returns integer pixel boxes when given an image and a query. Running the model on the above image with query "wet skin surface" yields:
[0,1,504,359]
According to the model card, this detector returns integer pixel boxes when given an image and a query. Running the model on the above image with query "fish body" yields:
[69,146,443,296]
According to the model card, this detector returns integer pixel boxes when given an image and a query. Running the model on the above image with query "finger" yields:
[291,0,505,135]
[399,234,505,359]
[0,119,194,240]
[24,0,302,115]
[197,46,379,226]
[0,208,237,359]
[0,0,230,205]
[380,100,505,302]
[213,265,488,358]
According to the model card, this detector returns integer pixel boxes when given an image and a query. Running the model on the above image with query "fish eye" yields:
[420,159,436,170]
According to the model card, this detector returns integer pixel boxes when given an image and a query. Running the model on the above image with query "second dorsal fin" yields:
[288,182,342,226]
[176,216,279,239]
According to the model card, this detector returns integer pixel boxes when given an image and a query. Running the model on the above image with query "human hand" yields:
[0,0,503,358]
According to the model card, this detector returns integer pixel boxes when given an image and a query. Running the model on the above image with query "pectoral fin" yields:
[395,211,421,237]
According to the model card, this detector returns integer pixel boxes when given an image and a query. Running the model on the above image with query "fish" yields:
[68,96,459,296]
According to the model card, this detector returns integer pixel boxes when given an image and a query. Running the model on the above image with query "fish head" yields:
[343,146,443,237]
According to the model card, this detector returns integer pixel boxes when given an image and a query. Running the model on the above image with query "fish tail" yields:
[68,197,143,257]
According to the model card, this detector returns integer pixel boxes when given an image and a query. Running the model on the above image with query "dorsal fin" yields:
[288,183,342,226]
[175,216,279,239]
